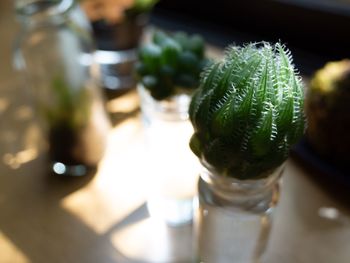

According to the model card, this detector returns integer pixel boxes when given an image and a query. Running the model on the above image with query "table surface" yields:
[1,1,350,263]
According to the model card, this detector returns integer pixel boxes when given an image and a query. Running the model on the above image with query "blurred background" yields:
[152,0,350,75]
[1,0,350,263]
[2,0,349,83]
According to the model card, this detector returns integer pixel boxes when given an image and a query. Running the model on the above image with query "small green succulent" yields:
[189,42,305,179]
[42,76,91,130]
[136,30,210,100]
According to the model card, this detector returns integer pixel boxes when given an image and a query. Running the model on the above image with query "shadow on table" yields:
[0,156,195,263]
[104,89,141,127]
[104,202,196,263]
[108,106,140,127]
[0,157,128,263]
[263,159,350,263]
[291,145,350,207]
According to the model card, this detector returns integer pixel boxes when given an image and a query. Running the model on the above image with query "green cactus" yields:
[189,42,305,179]
[136,30,209,100]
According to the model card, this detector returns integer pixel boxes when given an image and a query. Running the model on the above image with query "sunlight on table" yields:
[111,217,194,262]
[61,117,148,234]
[0,231,30,263]
[61,89,200,249]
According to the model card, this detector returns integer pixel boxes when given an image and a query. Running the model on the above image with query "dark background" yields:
[151,0,350,75]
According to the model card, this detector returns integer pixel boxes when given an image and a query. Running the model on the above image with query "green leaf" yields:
[160,39,181,67]
[142,75,158,89]
[251,103,275,156]
[189,133,202,157]
[153,30,168,46]
[210,93,237,137]
[187,35,204,57]
[173,31,189,50]
[178,51,199,72]
[135,61,148,76]
[139,44,161,73]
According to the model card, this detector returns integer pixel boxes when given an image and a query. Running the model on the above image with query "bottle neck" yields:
[199,163,283,205]
[138,84,192,122]
[15,0,74,26]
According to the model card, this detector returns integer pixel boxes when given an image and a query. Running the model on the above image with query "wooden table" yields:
[1,1,350,262]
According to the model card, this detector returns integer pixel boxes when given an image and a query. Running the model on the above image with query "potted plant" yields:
[189,42,305,262]
[305,59,350,171]
[14,0,111,176]
[80,0,160,95]
[136,30,210,119]
[45,76,107,175]
[135,29,210,226]
[81,0,159,50]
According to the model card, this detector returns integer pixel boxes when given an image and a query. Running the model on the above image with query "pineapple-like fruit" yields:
[189,42,305,179]
[306,60,350,167]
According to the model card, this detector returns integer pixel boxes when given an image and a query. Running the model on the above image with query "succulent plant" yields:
[189,42,305,179]
[131,0,159,13]
[306,59,350,166]
[136,30,209,100]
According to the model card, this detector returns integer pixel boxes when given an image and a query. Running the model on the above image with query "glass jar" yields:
[195,163,283,263]
[90,13,148,96]
[14,0,111,176]
[138,84,199,226]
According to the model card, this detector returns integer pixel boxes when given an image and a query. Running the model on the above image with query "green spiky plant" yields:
[136,30,210,100]
[189,42,305,180]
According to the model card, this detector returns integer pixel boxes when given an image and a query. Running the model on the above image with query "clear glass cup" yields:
[195,163,283,263]
[13,0,111,176]
[138,84,200,226]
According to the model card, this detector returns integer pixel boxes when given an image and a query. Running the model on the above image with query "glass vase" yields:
[14,0,111,176]
[195,163,283,263]
[138,84,199,226]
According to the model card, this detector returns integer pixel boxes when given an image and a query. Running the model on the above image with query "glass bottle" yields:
[138,84,199,226]
[14,0,111,176]
[195,163,283,263]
